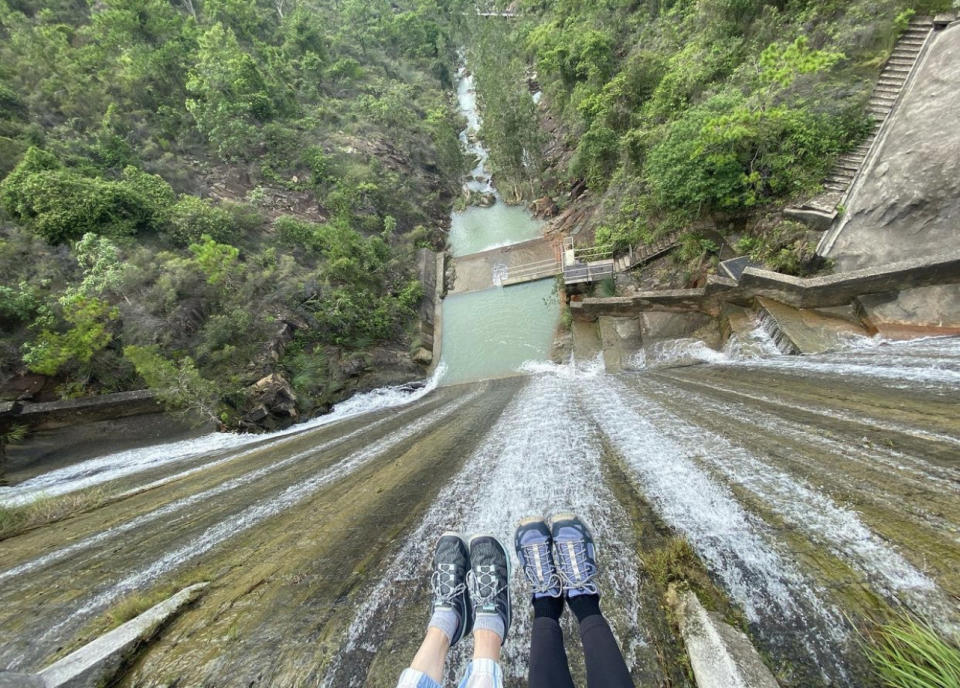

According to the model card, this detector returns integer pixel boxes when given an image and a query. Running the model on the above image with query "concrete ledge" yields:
[740,250,960,308]
[36,583,207,688]
[757,298,868,354]
[670,587,780,688]
[573,250,960,317]
[784,206,837,231]
[5,390,161,431]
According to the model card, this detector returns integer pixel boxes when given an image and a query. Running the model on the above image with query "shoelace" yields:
[431,563,466,606]
[467,565,506,610]
[520,542,562,597]
[555,539,599,595]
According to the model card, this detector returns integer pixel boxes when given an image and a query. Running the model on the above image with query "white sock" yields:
[428,607,460,643]
[473,612,504,642]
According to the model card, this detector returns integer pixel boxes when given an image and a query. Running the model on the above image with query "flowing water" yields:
[0,66,958,688]
[437,65,559,385]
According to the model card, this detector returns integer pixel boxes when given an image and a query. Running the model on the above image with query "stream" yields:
[0,65,957,688]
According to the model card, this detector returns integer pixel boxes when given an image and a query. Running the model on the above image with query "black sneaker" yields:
[467,534,512,644]
[430,532,473,645]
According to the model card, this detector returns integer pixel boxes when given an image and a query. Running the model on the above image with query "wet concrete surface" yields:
[1,340,957,687]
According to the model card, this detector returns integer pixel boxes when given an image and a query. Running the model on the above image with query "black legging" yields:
[528,613,635,688]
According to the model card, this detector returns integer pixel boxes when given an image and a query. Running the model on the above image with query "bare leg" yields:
[409,627,452,684]
[472,629,502,662]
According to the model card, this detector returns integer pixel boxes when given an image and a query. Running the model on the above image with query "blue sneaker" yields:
[430,532,473,645]
[514,517,562,598]
[467,534,512,644]
[549,513,599,597]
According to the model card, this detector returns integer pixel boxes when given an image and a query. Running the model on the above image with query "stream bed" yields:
[437,65,559,385]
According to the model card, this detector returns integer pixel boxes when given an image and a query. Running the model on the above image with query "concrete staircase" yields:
[787,17,934,223]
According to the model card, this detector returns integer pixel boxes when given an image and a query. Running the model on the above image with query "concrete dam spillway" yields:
[1,65,959,688]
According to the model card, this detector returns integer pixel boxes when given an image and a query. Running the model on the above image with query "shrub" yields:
[168,195,233,244]
[188,234,239,285]
[124,345,221,424]
[22,296,118,376]
[0,149,173,243]
[0,281,39,323]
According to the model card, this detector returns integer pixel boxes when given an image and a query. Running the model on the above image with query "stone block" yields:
[37,583,207,688]
[669,586,780,688]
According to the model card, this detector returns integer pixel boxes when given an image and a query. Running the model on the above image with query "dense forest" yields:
[470,0,957,280]
[0,0,469,428]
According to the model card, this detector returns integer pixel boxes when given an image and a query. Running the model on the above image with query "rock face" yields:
[240,373,299,432]
[825,22,960,331]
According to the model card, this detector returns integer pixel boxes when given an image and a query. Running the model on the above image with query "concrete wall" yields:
[572,250,960,318]
[821,22,960,330]
[825,23,960,270]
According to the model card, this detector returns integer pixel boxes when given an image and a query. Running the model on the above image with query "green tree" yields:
[168,195,233,244]
[188,234,239,285]
[22,295,118,376]
[123,345,222,424]
[186,23,276,159]
[0,150,174,243]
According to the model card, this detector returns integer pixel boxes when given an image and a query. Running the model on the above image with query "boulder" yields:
[240,373,299,432]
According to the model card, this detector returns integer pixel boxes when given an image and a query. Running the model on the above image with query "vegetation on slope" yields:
[469,0,958,280]
[867,614,960,688]
[0,0,470,426]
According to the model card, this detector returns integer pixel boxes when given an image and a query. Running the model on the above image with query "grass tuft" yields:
[866,614,960,688]
[0,488,106,540]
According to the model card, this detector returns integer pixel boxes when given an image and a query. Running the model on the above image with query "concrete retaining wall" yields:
[572,250,960,319]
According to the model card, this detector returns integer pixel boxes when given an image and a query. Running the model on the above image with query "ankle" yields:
[567,593,601,623]
[472,628,503,661]
[532,595,564,621]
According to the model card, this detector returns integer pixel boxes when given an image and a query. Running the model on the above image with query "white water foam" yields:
[570,372,849,680]
[34,389,481,653]
[323,372,647,686]
[0,393,442,585]
[610,381,954,622]
[635,376,960,508]
[668,374,960,450]
[0,366,446,507]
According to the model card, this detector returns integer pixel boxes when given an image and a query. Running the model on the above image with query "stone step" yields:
[833,161,861,171]
[826,177,854,187]
[869,95,897,103]
[824,182,848,192]
[873,85,902,95]
[891,48,921,56]
[887,58,917,67]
